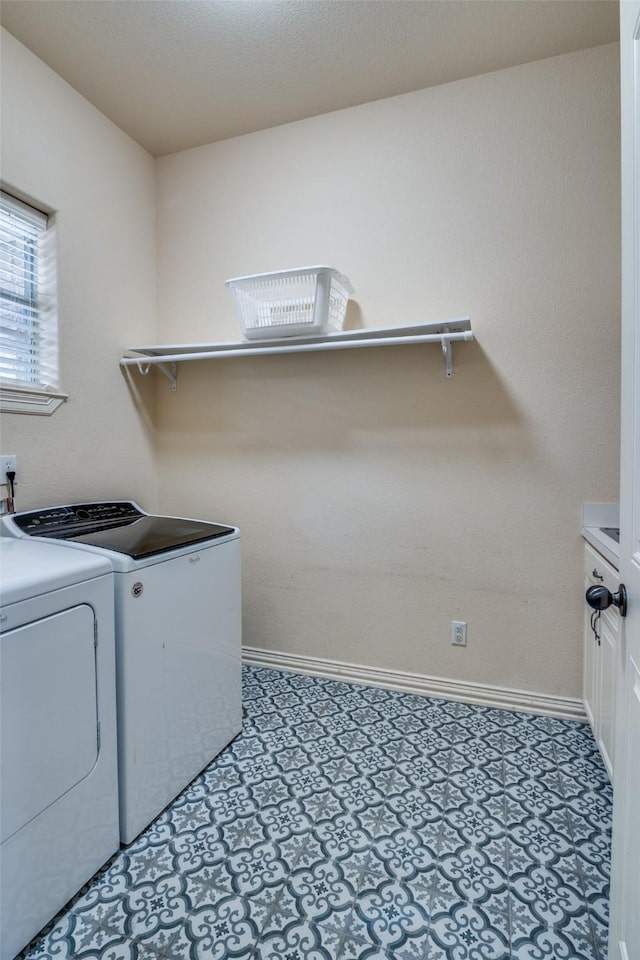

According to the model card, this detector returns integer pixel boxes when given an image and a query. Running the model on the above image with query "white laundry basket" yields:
[225,266,354,340]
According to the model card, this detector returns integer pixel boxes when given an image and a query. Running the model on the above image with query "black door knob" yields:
[586,584,628,618]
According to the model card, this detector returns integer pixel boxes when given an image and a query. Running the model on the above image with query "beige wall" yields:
[0,29,158,511]
[156,44,620,699]
[0,32,619,701]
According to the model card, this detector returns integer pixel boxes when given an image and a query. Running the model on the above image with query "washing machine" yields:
[3,502,243,845]
[0,537,119,960]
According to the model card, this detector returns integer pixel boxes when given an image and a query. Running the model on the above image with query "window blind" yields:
[0,191,58,390]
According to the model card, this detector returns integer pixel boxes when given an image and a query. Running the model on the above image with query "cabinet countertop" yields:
[582,526,620,570]
[582,503,619,570]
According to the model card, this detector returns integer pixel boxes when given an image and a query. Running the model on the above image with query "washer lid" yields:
[0,538,111,606]
[67,515,236,559]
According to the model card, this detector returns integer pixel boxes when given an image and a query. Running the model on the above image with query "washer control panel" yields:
[11,502,143,538]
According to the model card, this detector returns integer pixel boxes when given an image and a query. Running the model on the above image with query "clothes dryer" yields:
[0,538,119,960]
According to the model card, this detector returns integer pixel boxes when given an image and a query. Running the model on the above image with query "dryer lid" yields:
[0,539,111,606]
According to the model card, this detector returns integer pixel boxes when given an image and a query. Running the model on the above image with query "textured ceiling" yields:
[0,0,619,157]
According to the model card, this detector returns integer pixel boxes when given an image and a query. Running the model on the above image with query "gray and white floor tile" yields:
[20,666,612,959]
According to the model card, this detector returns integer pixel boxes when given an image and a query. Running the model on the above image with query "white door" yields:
[608,3,640,958]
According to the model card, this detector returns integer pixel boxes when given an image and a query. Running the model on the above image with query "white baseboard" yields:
[242,646,586,721]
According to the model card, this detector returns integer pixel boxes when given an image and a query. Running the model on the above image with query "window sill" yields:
[0,385,68,416]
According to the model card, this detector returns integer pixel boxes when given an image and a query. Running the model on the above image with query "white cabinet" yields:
[583,542,621,780]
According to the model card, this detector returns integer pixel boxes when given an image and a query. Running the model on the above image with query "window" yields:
[0,190,65,414]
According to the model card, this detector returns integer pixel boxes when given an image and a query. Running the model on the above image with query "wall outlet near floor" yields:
[0,455,17,483]
[451,620,467,646]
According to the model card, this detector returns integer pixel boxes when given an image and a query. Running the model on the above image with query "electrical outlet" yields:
[0,455,17,484]
[451,620,467,646]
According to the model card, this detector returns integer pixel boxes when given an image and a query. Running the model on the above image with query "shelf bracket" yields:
[136,359,177,390]
[159,362,178,390]
[441,330,453,378]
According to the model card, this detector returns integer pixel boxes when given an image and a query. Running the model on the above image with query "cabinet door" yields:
[583,568,598,729]
[583,543,620,779]
[597,607,618,780]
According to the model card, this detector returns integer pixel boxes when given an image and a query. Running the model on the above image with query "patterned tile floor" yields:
[21,667,612,960]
